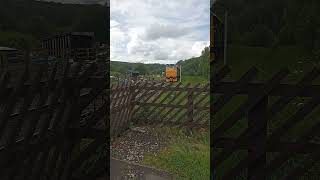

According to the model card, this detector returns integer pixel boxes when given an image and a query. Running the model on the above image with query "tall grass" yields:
[143,127,210,180]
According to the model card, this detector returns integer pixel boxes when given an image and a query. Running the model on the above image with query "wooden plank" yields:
[112,83,127,136]
[264,120,320,178]
[82,101,108,129]
[219,111,320,179]
[187,89,194,123]
[191,109,209,127]
[213,65,231,83]
[120,82,134,130]
[211,67,320,180]
[213,69,289,140]
[114,84,131,136]
[78,63,98,87]
[6,67,44,147]
[138,83,171,122]
[144,82,183,119]
[213,67,258,115]
[213,81,320,97]
[37,62,58,139]
[213,130,247,166]
[214,138,320,153]
[134,102,209,110]
[176,84,210,125]
[159,83,199,123]
[193,91,210,108]
[61,64,81,180]
[248,90,267,180]
[114,83,131,135]
[131,81,159,119]
[110,85,120,108]
[49,73,69,130]
[43,63,71,178]
[268,96,320,142]
[121,83,134,129]
[8,70,47,180]
[110,84,120,136]
[267,67,320,119]
[124,82,141,126]
[213,69,290,179]
[0,72,10,104]
[0,70,30,174]
[0,69,29,138]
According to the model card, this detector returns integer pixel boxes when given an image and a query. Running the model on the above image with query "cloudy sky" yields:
[111,0,209,64]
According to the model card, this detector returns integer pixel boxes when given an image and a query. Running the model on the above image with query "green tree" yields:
[135,64,148,75]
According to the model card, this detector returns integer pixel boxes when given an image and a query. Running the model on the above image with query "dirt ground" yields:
[110,125,175,179]
[111,125,172,164]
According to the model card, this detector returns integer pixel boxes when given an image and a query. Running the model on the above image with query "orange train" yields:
[165,65,180,83]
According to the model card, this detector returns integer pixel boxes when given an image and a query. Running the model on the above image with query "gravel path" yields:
[111,125,171,164]
[110,125,175,179]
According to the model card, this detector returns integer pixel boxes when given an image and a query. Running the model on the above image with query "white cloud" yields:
[142,23,191,41]
[110,20,120,27]
[111,0,209,64]
[192,41,210,56]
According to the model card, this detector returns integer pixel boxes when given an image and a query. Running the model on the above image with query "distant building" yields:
[41,32,96,62]
[0,47,21,71]
[127,70,140,81]
[128,70,139,77]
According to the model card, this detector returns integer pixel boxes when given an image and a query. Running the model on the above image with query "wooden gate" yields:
[110,81,210,138]
[110,81,136,137]
[0,61,108,180]
[132,81,210,127]
[212,66,320,179]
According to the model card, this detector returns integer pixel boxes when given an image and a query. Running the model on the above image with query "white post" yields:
[224,11,228,65]
[180,65,182,82]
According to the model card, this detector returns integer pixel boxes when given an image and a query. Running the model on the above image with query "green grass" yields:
[143,127,210,180]
[219,45,316,81]
[181,75,208,85]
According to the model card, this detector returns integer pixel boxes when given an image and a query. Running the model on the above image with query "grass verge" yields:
[142,127,210,180]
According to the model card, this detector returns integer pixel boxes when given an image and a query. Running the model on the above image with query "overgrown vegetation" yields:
[0,0,107,50]
[213,0,320,53]
[177,46,210,80]
[143,127,210,180]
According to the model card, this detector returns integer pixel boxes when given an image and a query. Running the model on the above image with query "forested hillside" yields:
[0,0,107,50]
[111,46,210,80]
[177,46,209,80]
[213,0,319,53]
[110,61,166,76]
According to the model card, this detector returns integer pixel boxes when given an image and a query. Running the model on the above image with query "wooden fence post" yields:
[248,90,268,180]
[61,64,81,180]
[187,89,194,123]
[128,81,134,122]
